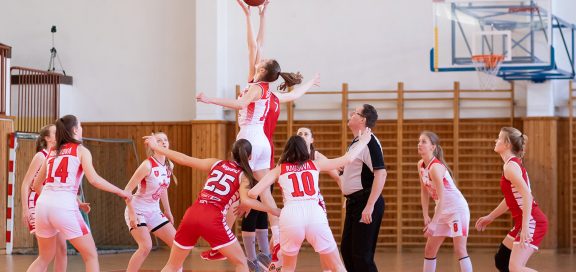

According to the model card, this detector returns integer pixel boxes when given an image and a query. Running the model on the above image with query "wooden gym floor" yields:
[2,247,574,271]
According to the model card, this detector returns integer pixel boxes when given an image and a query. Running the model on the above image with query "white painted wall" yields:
[1,0,574,121]
[0,0,196,122]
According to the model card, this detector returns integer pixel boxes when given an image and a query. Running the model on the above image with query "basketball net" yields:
[471,54,504,90]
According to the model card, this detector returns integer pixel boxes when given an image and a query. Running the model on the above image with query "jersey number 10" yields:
[288,171,316,197]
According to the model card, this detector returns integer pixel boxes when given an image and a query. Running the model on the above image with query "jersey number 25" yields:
[204,169,235,196]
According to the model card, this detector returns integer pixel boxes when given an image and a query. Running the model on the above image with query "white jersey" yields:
[42,143,84,194]
[238,82,271,127]
[419,157,468,213]
[277,160,320,204]
[132,157,171,211]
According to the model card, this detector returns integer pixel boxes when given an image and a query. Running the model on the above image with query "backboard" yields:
[431,0,552,72]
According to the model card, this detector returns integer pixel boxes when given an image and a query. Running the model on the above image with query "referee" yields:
[339,104,387,272]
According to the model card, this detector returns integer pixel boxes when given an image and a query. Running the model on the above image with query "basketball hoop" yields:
[471,54,504,90]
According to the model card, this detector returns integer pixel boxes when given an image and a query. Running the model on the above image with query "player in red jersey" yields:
[27,115,131,272]
[142,136,280,272]
[197,1,318,269]
[124,132,177,272]
[248,129,372,272]
[418,131,471,272]
[476,127,548,272]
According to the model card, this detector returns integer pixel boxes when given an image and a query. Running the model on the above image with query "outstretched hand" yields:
[236,0,251,16]
[259,0,271,15]
[310,73,320,87]
[196,92,211,104]
[143,133,159,150]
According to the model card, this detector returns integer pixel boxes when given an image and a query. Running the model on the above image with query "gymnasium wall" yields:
[77,117,574,250]
[0,0,196,122]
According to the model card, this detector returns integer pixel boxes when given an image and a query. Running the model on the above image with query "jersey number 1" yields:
[288,171,316,197]
[45,157,69,183]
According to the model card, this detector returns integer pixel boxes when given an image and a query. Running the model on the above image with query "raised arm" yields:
[314,128,373,172]
[248,166,280,198]
[80,146,131,199]
[235,0,258,81]
[196,84,262,110]
[21,153,46,221]
[275,73,320,103]
[144,135,218,172]
[315,151,341,188]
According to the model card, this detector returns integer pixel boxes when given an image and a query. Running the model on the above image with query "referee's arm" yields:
[361,137,387,224]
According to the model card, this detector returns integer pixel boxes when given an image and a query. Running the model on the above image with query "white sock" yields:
[242,232,257,261]
[256,229,270,255]
[423,257,437,272]
[459,256,472,272]
[271,225,280,245]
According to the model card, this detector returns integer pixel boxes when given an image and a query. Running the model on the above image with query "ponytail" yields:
[421,131,454,177]
[36,124,54,152]
[55,115,81,156]
[310,143,316,160]
[433,144,454,178]
[232,139,257,188]
[277,72,303,92]
[500,127,527,158]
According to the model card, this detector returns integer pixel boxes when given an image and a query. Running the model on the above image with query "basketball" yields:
[244,0,266,7]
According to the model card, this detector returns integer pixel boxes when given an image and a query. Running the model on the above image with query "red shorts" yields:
[507,207,548,250]
[174,203,236,250]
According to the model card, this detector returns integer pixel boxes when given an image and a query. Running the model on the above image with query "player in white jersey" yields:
[196,1,319,270]
[417,131,472,272]
[248,129,373,272]
[27,115,132,272]
[124,132,177,272]
[296,127,341,271]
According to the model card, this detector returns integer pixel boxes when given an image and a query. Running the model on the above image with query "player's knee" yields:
[454,244,468,259]
[494,243,511,272]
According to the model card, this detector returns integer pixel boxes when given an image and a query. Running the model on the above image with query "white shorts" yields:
[428,209,470,237]
[27,190,39,233]
[279,202,337,256]
[35,191,90,240]
[237,125,271,171]
[124,207,169,232]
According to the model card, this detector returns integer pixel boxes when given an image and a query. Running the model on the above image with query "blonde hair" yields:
[500,127,527,158]
[147,132,178,185]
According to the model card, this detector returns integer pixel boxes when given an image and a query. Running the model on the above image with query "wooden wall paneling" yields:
[0,118,14,249]
[522,117,558,249]
[458,118,512,247]
[13,138,37,250]
[396,82,404,251]
[557,117,571,249]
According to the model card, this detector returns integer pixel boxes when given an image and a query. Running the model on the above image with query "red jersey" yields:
[196,160,243,213]
[264,93,280,168]
[500,157,540,219]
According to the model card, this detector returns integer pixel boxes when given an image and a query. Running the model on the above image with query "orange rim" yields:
[471,54,504,69]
